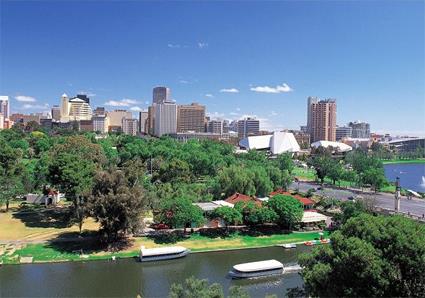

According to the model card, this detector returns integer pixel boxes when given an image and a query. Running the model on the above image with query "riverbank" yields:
[0,231,328,265]
[381,159,425,165]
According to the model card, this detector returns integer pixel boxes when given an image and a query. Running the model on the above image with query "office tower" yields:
[92,115,109,133]
[306,96,318,134]
[336,126,353,141]
[51,105,61,121]
[310,99,337,142]
[223,120,230,133]
[208,119,223,135]
[349,121,371,138]
[237,117,260,138]
[177,103,206,133]
[0,113,4,130]
[153,86,171,104]
[154,102,177,137]
[10,113,42,124]
[147,105,156,135]
[122,118,139,136]
[93,107,106,116]
[71,94,90,104]
[0,96,10,119]
[107,110,132,131]
[60,93,69,120]
[139,111,148,134]
[68,97,92,120]
[79,120,94,132]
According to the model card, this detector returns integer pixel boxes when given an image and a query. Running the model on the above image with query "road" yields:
[290,181,425,218]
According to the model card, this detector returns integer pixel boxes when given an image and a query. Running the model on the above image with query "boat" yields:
[280,243,297,249]
[304,241,314,246]
[139,246,190,262]
[228,259,284,279]
[284,264,302,273]
[320,239,331,244]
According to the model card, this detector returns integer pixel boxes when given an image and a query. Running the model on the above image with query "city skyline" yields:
[1,1,424,136]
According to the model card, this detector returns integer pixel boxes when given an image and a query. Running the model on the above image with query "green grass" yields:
[293,167,316,180]
[0,231,329,264]
[381,159,425,165]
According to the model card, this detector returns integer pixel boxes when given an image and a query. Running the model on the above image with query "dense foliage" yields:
[300,214,425,297]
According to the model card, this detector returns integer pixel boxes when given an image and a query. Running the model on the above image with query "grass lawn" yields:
[293,167,316,181]
[0,231,329,265]
[381,159,425,165]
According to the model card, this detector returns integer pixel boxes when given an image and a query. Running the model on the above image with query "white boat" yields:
[139,246,190,262]
[281,243,297,249]
[284,264,302,273]
[229,259,284,279]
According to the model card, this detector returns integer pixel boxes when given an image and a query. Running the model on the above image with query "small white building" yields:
[239,131,300,155]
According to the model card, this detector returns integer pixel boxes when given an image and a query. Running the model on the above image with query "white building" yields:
[60,94,92,122]
[122,118,139,136]
[239,131,301,155]
[154,102,177,137]
[92,115,109,134]
[0,113,4,130]
[311,140,352,152]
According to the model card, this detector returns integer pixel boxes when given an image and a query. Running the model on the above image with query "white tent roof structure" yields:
[301,211,328,223]
[311,140,352,152]
[239,131,300,155]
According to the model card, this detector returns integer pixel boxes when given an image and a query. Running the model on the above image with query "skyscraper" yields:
[60,93,69,120]
[51,105,61,121]
[122,118,139,136]
[0,96,10,119]
[154,102,177,137]
[153,86,171,104]
[208,119,224,135]
[306,96,318,134]
[139,111,148,134]
[310,99,337,142]
[177,103,205,133]
[237,117,260,138]
[349,121,371,138]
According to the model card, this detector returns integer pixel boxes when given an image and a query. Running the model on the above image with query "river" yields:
[0,246,309,298]
[384,163,425,193]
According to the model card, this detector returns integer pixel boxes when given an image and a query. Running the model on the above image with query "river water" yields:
[0,246,309,298]
[384,163,425,193]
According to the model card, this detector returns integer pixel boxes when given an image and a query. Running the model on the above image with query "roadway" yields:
[290,181,425,218]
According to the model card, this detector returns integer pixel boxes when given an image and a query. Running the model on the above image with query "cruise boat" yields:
[280,243,297,249]
[139,246,190,262]
[229,259,284,279]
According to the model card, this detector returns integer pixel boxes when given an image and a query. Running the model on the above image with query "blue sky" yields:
[1,0,424,135]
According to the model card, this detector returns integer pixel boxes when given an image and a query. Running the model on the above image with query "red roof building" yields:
[269,189,314,209]
[225,193,262,207]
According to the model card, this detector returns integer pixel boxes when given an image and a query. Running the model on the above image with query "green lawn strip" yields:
[381,159,425,165]
[1,231,328,264]
[293,167,316,180]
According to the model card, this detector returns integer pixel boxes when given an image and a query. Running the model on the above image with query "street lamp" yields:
[394,176,401,213]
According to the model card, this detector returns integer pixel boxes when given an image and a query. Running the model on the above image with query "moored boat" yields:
[229,259,284,279]
[139,246,190,262]
[281,243,297,249]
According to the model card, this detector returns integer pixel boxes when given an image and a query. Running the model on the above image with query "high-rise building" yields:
[349,121,371,138]
[208,119,223,135]
[68,98,92,120]
[310,99,337,142]
[0,96,10,119]
[72,94,90,104]
[51,105,61,121]
[147,105,156,135]
[107,110,132,131]
[92,115,109,133]
[10,113,42,124]
[223,120,230,133]
[306,96,318,134]
[60,93,69,120]
[122,118,139,136]
[0,113,4,130]
[93,107,106,116]
[139,111,148,134]
[153,86,171,104]
[237,117,260,138]
[336,126,353,141]
[154,102,177,137]
[177,103,206,133]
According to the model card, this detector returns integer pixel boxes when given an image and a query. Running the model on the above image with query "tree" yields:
[213,206,242,228]
[169,276,249,298]
[308,153,334,184]
[235,202,277,226]
[326,162,344,185]
[89,169,146,243]
[0,139,25,211]
[266,195,303,229]
[47,135,106,232]
[215,165,255,198]
[362,167,387,191]
[158,197,204,231]
[277,153,294,174]
[300,214,425,297]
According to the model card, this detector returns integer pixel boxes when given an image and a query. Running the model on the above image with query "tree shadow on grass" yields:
[147,230,186,244]
[46,231,134,254]
[238,225,291,237]
[12,206,73,229]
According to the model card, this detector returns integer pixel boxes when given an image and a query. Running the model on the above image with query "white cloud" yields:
[198,42,208,49]
[105,98,139,107]
[145,101,150,105]
[167,43,181,48]
[22,103,49,109]
[78,91,96,97]
[15,95,36,102]
[250,83,293,94]
[229,112,239,116]
[179,80,189,84]
[130,106,143,112]
[205,93,214,98]
[270,111,278,116]
[207,111,225,119]
[220,88,239,93]
[236,107,241,111]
